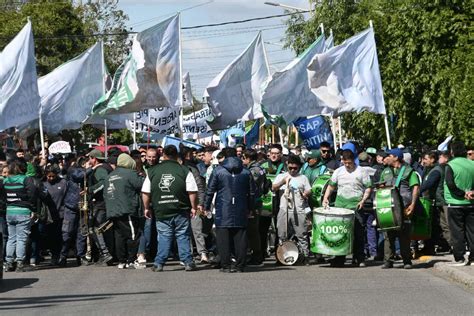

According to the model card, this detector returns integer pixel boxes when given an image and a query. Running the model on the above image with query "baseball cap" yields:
[305,150,321,159]
[388,148,404,161]
[358,152,369,162]
[87,149,105,160]
[366,147,377,155]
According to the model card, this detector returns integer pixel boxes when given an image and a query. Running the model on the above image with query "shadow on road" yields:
[0,278,39,294]
[0,291,160,311]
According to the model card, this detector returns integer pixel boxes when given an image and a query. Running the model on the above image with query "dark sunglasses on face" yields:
[321,150,329,153]
[288,167,299,171]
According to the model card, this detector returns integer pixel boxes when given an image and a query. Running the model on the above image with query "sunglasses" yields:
[320,150,329,153]
[288,167,299,171]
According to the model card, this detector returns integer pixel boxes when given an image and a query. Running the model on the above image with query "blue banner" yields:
[244,121,259,148]
[293,116,333,150]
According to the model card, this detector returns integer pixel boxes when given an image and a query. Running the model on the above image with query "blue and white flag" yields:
[260,35,329,124]
[162,135,203,151]
[38,43,104,133]
[307,27,386,116]
[293,116,333,150]
[0,21,40,131]
[244,120,259,148]
[219,122,245,148]
[205,32,269,130]
[92,14,181,115]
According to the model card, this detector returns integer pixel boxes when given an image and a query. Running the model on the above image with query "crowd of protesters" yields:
[1,139,473,273]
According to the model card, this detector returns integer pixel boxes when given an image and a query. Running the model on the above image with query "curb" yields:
[433,262,474,290]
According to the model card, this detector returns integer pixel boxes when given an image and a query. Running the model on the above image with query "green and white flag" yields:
[92,14,181,116]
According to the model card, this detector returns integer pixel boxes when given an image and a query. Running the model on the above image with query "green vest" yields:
[444,157,474,205]
[147,160,192,220]
[380,164,414,208]
[3,174,32,216]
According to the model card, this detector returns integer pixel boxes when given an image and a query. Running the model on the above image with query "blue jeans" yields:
[6,214,32,263]
[154,213,193,266]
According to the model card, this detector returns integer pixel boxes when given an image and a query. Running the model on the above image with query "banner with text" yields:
[126,106,212,139]
[293,116,333,150]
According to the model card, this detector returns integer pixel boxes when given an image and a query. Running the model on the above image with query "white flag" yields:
[0,21,40,131]
[182,72,194,110]
[307,27,386,116]
[39,43,104,133]
[204,32,269,130]
[260,35,329,123]
[92,14,181,115]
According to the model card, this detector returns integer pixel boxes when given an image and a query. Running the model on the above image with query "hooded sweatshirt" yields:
[204,157,256,228]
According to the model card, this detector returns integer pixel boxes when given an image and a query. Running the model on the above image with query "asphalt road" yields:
[1,259,473,315]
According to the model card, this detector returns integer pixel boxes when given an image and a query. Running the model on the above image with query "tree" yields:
[284,0,473,147]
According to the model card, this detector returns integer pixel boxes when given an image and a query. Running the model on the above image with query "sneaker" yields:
[137,254,147,264]
[16,262,26,272]
[381,261,393,269]
[200,253,209,264]
[151,264,164,272]
[58,257,67,267]
[77,257,92,266]
[356,261,367,267]
[219,267,235,273]
[449,259,469,267]
[185,262,197,271]
[96,254,114,266]
[118,263,126,269]
[179,261,185,266]
[403,263,413,269]
[4,262,15,272]
[132,260,147,270]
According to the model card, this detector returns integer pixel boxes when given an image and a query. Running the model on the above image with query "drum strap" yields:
[395,165,406,189]
[276,162,284,175]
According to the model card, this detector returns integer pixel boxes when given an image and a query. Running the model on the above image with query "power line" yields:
[0,11,306,41]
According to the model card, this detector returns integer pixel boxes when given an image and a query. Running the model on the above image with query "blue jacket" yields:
[204,157,256,228]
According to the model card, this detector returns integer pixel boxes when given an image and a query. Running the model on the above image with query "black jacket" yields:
[204,157,256,228]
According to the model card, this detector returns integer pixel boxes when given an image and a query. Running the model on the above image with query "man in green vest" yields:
[142,145,198,272]
[379,148,420,269]
[443,141,474,266]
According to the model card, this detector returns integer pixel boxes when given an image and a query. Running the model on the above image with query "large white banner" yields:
[0,21,40,131]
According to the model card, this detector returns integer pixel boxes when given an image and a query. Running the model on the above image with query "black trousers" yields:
[384,222,412,263]
[447,205,474,261]
[216,227,247,270]
[113,216,140,264]
[259,216,272,257]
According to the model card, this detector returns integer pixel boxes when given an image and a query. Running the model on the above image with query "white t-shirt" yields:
[141,172,198,193]
[274,173,311,213]
[329,166,372,201]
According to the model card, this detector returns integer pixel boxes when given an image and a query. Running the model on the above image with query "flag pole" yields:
[330,115,338,150]
[320,23,324,36]
[104,119,108,159]
[147,112,151,149]
[337,116,343,147]
[38,111,45,159]
[369,19,392,149]
[384,115,392,149]
[132,112,137,150]
[178,13,184,138]
[100,40,108,159]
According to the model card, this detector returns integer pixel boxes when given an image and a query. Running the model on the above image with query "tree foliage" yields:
[284,0,473,147]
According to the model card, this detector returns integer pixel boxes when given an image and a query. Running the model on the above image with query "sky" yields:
[117,0,311,100]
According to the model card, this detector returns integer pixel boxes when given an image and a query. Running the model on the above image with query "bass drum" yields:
[374,186,404,231]
[309,175,336,208]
